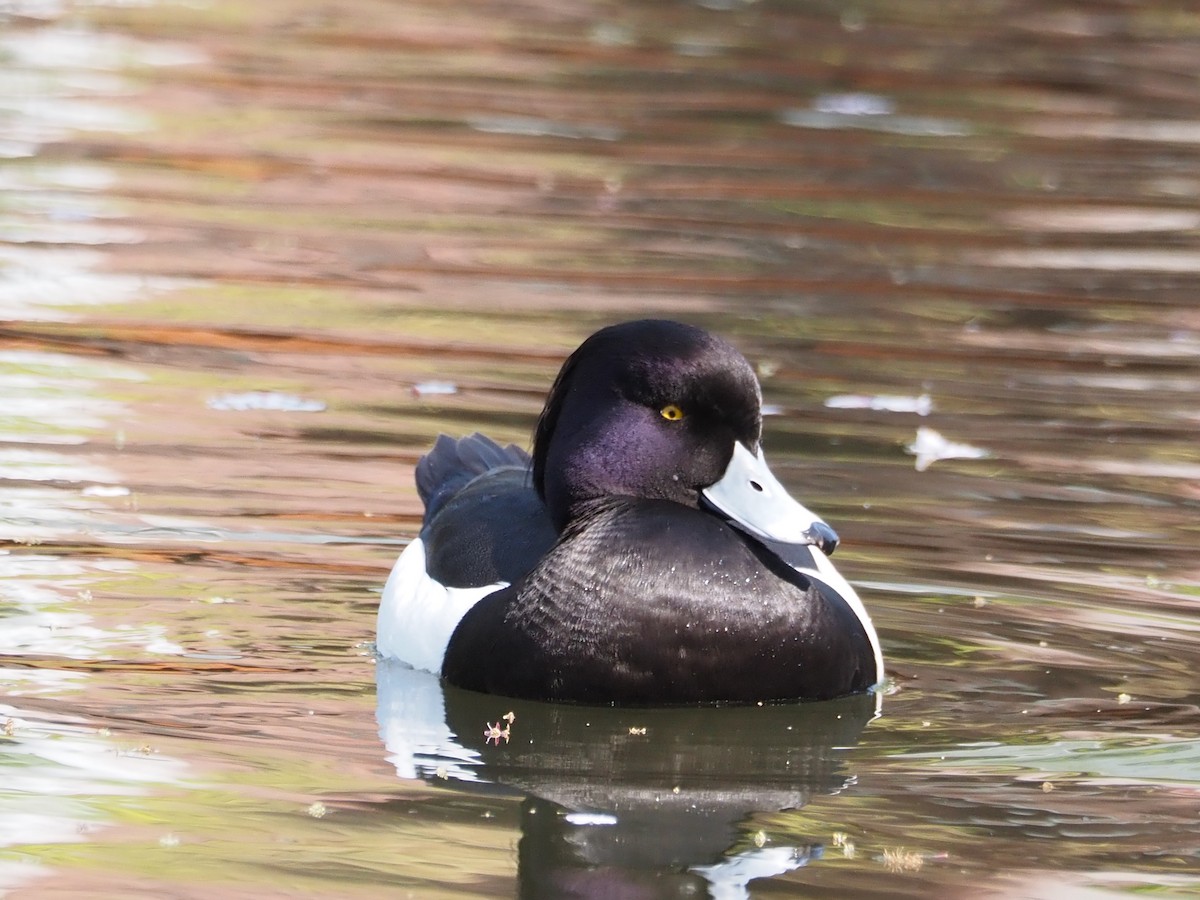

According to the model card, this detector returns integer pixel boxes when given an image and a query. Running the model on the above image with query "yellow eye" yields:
[660,404,685,422]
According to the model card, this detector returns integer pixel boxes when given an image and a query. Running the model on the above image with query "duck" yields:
[376,319,883,704]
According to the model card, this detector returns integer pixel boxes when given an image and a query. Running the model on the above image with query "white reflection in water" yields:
[0,347,137,444]
[781,98,971,137]
[376,660,485,783]
[0,14,203,893]
[0,349,145,382]
[1,221,144,245]
[0,554,184,658]
[999,206,1200,234]
[0,607,185,659]
[692,846,817,900]
[0,666,87,696]
[0,246,182,321]
[0,350,182,658]
[2,390,120,435]
[4,96,149,137]
[0,171,117,214]
[0,699,187,882]
[0,23,206,71]
[973,248,1200,272]
[0,349,187,884]
[3,712,187,789]
[6,162,115,192]
[0,447,119,483]
[812,92,896,116]
[0,487,110,541]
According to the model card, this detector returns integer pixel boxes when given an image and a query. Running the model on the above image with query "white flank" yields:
[375,537,507,673]
[792,547,885,688]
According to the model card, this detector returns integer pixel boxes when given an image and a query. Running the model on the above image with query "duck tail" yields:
[416,433,531,522]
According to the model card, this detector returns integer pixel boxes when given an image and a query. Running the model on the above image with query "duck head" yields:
[531,319,838,553]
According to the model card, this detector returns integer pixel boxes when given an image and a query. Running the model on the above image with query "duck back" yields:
[417,433,558,588]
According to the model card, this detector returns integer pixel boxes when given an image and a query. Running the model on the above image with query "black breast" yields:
[442,499,875,704]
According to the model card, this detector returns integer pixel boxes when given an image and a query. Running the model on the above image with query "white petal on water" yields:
[812,92,896,116]
[907,426,990,472]
[207,391,327,412]
[826,393,933,415]
[412,380,458,397]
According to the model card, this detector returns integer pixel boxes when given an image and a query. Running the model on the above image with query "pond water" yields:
[1,0,1198,896]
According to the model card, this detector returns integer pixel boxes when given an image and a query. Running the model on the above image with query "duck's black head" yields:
[532,320,839,552]
[530,319,766,524]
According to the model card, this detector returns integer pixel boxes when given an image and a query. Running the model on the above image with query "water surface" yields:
[1,0,1198,897]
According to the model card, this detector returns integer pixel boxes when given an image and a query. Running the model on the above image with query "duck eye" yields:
[660,404,685,422]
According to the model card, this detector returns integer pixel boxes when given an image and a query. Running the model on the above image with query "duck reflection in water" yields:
[376,662,878,899]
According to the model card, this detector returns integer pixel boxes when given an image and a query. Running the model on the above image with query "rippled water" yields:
[1,1,1198,897]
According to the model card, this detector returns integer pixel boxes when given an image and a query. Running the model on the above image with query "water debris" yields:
[206,391,326,412]
[781,95,971,137]
[307,801,328,818]
[466,114,622,142]
[832,831,856,859]
[589,23,635,46]
[82,484,130,497]
[813,92,896,116]
[411,380,458,399]
[1041,781,1055,793]
[1117,692,1132,704]
[826,393,933,415]
[628,726,647,735]
[484,721,511,745]
[881,847,925,872]
[906,426,989,472]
